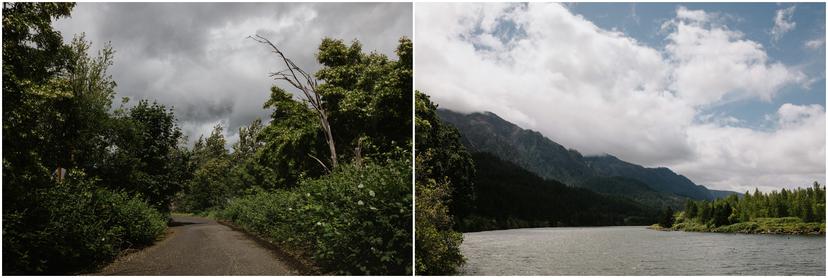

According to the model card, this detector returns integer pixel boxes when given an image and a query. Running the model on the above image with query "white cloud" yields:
[676,6,709,22]
[675,104,825,192]
[664,8,806,105]
[770,6,796,43]
[805,38,825,49]
[777,103,825,127]
[416,3,823,191]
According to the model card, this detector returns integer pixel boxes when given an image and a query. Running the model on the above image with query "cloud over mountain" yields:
[415,3,823,191]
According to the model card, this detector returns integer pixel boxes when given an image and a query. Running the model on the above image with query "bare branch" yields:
[251,34,339,170]
[308,153,331,174]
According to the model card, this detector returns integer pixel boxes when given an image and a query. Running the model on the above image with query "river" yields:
[460,226,825,275]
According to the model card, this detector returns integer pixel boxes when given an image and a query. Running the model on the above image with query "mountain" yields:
[576,176,688,209]
[582,154,715,200]
[437,110,592,185]
[460,152,656,232]
[709,188,741,199]
[437,109,738,201]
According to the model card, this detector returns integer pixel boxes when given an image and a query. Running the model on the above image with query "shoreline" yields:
[649,222,826,236]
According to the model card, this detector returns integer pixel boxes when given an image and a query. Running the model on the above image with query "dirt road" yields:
[97,215,297,275]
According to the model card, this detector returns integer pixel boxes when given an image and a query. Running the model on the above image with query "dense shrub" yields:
[219,159,412,275]
[2,170,166,274]
[415,179,465,275]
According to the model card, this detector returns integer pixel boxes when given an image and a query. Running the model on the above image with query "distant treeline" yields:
[661,183,826,234]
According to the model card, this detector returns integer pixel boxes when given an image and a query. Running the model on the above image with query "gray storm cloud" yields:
[54,2,412,145]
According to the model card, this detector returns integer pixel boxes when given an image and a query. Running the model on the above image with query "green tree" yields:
[658,206,675,228]
[232,118,264,160]
[252,35,340,170]
[415,92,476,219]
[2,4,173,273]
[684,200,698,219]
[182,158,232,211]
[97,100,186,213]
[52,35,117,172]
[414,91,473,274]
[2,1,75,208]
[225,118,275,195]
[257,87,327,188]
[316,37,413,163]
[178,124,234,211]
[191,124,229,166]
[255,37,412,187]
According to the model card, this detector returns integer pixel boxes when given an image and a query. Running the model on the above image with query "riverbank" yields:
[650,217,825,235]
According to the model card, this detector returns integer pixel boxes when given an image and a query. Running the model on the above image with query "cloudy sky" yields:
[415,3,825,192]
[54,2,411,147]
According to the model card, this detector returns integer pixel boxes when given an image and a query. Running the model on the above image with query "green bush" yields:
[2,170,166,274]
[415,179,465,275]
[219,159,412,275]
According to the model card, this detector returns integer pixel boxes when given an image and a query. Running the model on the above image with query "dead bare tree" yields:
[250,34,338,171]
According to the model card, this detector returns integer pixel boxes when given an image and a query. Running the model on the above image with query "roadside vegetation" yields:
[653,182,826,235]
[4,2,412,275]
[3,3,184,274]
[175,37,414,275]
[220,159,411,275]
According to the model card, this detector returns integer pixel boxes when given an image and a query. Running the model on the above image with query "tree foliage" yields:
[254,37,412,189]
[658,206,675,228]
[93,99,187,213]
[415,92,475,219]
[465,152,656,231]
[3,1,76,209]
[674,182,826,229]
[3,4,180,273]
[200,37,414,275]
[4,4,413,274]
[256,87,327,188]
[317,37,413,163]
[414,91,471,275]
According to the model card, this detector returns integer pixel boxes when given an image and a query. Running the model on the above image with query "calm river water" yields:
[460,226,825,275]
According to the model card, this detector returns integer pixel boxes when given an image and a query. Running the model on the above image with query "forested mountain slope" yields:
[438,109,737,201]
[460,152,657,231]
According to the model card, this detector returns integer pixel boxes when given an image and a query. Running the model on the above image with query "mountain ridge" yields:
[437,108,738,201]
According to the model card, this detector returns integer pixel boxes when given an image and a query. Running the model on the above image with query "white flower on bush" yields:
[316,221,322,226]
[368,190,375,197]
[358,183,364,189]
[358,200,364,206]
